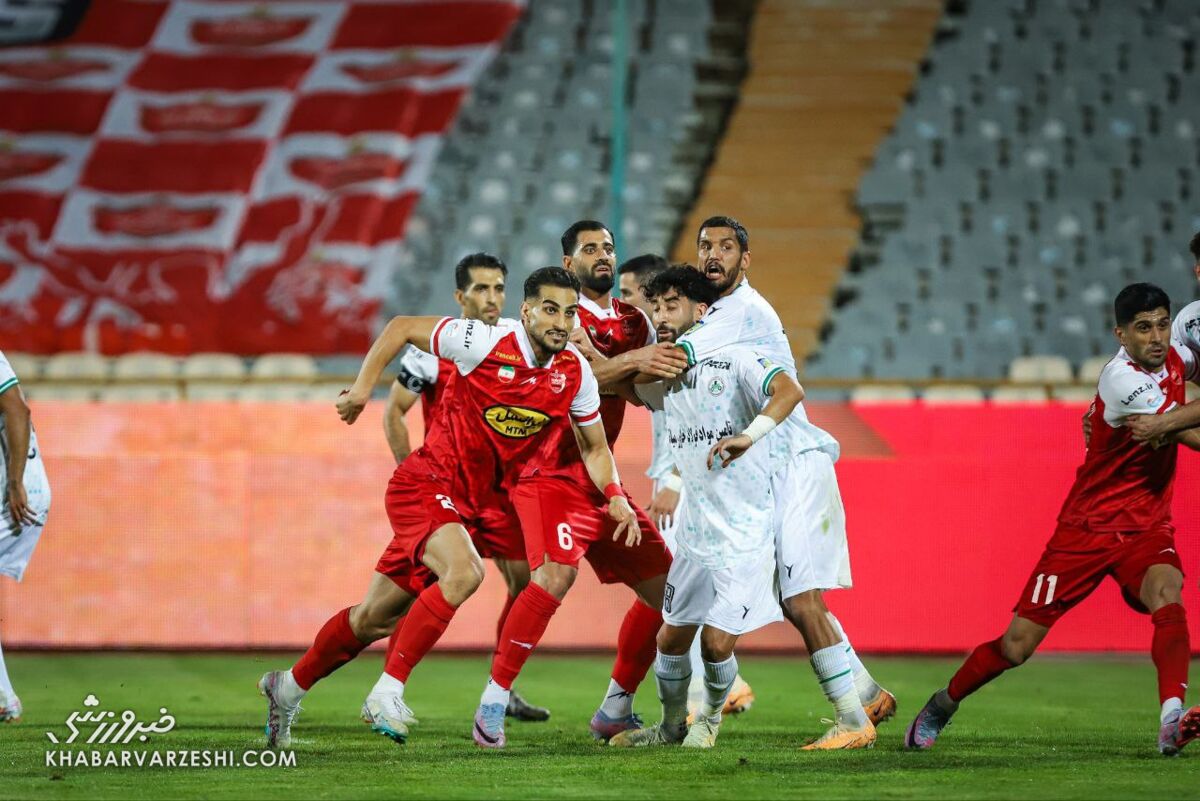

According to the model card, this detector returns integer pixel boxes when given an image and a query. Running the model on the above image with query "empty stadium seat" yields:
[850,385,916,404]
[922,385,986,404]
[1008,355,1074,383]
[249,354,318,381]
[1076,355,1111,384]
[4,352,41,381]
[182,353,247,381]
[234,383,321,402]
[112,352,180,380]
[25,385,98,402]
[98,384,182,402]
[1052,385,1096,403]
[992,386,1051,403]
[42,352,110,381]
[184,382,243,402]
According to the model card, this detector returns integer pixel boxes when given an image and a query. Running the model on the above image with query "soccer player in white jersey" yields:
[672,216,898,747]
[0,351,51,723]
[618,254,757,716]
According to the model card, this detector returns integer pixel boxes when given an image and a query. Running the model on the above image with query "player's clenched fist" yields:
[708,434,753,469]
[607,495,641,547]
[336,387,370,424]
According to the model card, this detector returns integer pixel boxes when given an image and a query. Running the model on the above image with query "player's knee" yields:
[440,555,486,605]
[999,633,1035,666]
[699,640,734,663]
[781,590,826,623]
[348,603,396,642]
[532,562,577,600]
[655,625,692,655]
[1145,572,1184,610]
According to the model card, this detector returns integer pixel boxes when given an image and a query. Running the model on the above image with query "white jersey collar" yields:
[516,323,556,369]
[578,292,616,319]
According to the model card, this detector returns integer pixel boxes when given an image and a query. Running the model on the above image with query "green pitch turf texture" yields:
[1,651,1197,800]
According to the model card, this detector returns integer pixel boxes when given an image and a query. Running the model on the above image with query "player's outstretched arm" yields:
[589,344,689,390]
[337,315,443,425]
[574,422,641,547]
[1170,427,1200,452]
[383,381,420,463]
[0,383,37,525]
[708,371,805,469]
[1127,400,1200,442]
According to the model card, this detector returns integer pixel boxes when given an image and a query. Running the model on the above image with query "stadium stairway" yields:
[673,0,942,366]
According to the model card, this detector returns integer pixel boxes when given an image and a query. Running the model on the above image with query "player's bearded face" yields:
[1118,308,1172,371]
[651,290,704,343]
[523,287,579,355]
[457,267,506,325]
[697,227,747,295]
[569,230,616,294]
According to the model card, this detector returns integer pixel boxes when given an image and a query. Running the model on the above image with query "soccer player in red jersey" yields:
[381,252,549,723]
[258,267,638,749]
[906,283,1200,756]
[472,221,690,748]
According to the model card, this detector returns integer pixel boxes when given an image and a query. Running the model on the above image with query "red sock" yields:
[291,607,368,691]
[1151,603,1190,706]
[947,637,1015,702]
[493,593,518,662]
[610,599,662,692]
[490,583,561,689]
[385,625,401,663]
[384,584,458,682]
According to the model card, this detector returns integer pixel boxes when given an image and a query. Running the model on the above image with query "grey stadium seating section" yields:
[391,0,716,319]
[808,0,1200,382]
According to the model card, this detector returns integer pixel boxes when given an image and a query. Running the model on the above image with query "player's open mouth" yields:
[593,264,612,275]
[705,262,723,278]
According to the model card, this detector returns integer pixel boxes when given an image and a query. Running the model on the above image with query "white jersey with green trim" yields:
[647,409,675,481]
[636,346,795,569]
[0,351,49,511]
[676,279,839,463]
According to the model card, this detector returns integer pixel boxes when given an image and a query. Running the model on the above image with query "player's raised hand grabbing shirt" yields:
[636,347,792,570]
[1059,343,1196,532]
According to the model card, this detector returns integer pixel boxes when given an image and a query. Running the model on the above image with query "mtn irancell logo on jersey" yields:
[483,405,551,438]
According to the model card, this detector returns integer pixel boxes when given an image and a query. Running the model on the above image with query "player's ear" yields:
[694,301,708,322]
[520,300,531,322]
[453,288,466,308]
[561,255,572,271]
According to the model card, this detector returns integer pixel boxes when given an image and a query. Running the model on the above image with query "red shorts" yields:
[512,475,671,586]
[1012,522,1183,627]
[466,497,525,562]
[376,465,464,596]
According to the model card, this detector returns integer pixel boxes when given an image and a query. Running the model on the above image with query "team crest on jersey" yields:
[483,405,551,438]
[498,365,515,383]
[549,370,567,393]
[708,378,725,396]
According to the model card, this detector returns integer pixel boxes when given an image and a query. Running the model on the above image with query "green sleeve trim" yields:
[678,340,696,367]
[761,367,784,396]
[0,377,18,396]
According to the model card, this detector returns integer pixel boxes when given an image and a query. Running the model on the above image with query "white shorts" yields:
[0,477,50,582]
[662,546,783,636]
[774,449,851,600]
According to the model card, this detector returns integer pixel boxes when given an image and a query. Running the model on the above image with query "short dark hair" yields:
[697,215,749,253]
[561,219,612,256]
[1190,231,1200,264]
[524,266,581,300]
[617,253,668,280]
[643,264,720,307]
[1114,282,1171,327]
[454,252,507,291]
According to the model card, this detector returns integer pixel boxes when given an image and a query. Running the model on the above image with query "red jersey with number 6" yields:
[522,295,652,483]
[1058,344,1197,532]
[404,317,602,514]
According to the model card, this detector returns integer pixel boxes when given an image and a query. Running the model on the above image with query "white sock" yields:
[701,655,738,721]
[481,677,510,708]
[655,650,692,729]
[1162,697,1184,723]
[600,679,634,718]
[279,669,306,705]
[827,613,881,703]
[687,630,705,701]
[369,671,405,698]
[0,637,13,699]
[811,644,869,728]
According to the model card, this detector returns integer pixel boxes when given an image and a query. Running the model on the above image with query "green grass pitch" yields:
[1,651,1197,800]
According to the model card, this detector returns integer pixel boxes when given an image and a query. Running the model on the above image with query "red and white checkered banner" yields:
[0,1,521,354]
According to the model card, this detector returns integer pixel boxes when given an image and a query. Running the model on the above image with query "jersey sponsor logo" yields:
[669,421,736,446]
[493,350,522,364]
[706,360,731,369]
[549,370,567,394]
[483,405,551,438]
[461,320,477,349]
[498,365,515,383]
[1185,317,1200,335]
[1121,382,1155,406]
[707,377,725,396]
